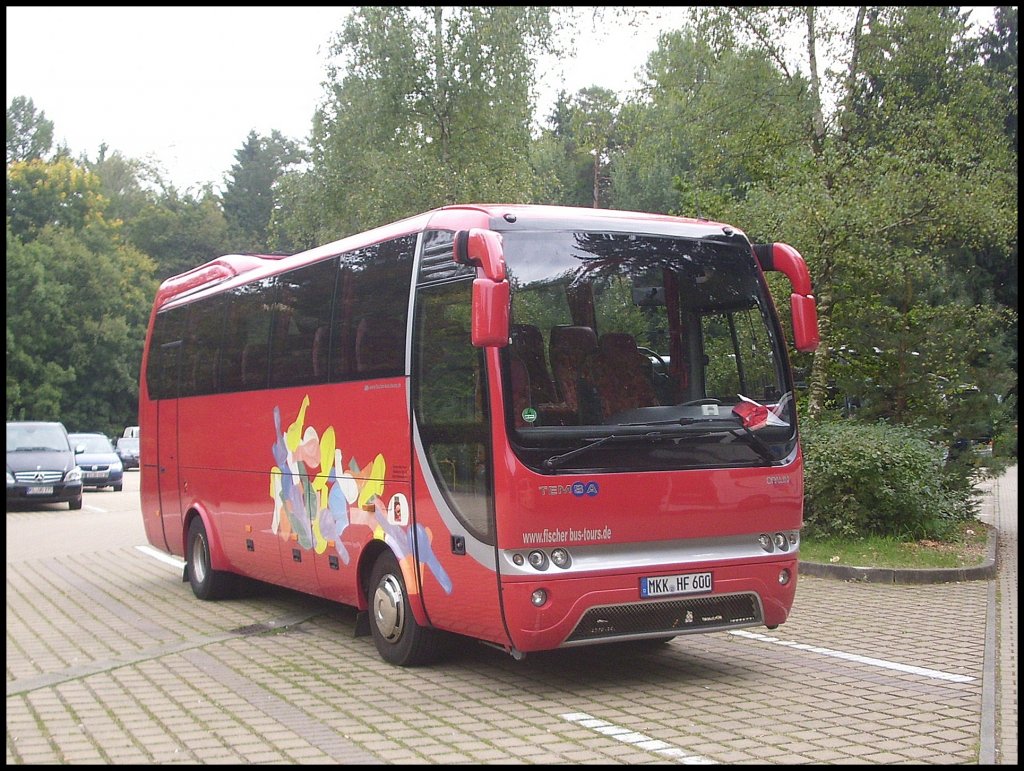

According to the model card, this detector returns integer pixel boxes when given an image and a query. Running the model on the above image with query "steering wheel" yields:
[636,346,669,374]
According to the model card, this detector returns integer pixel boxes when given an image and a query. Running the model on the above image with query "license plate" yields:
[27,486,54,495]
[640,571,713,598]
[83,471,104,479]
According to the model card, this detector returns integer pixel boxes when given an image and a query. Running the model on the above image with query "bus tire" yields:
[368,551,445,667]
[186,517,234,601]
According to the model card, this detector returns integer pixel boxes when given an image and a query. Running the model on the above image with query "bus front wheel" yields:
[367,551,446,667]
[186,518,234,601]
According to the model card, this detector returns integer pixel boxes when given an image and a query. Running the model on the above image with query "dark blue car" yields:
[68,433,124,491]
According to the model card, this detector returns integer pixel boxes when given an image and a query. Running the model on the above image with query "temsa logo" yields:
[538,481,600,497]
[766,474,791,486]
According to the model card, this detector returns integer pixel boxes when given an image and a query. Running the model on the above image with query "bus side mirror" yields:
[472,278,510,347]
[455,229,510,347]
[754,242,820,353]
[454,229,506,281]
[790,294,820,352]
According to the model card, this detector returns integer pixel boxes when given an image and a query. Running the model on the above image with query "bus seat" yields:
[241,343,268,389]
[589,332,659,419]
[355,315,404,375]
[312,325,329,379]
[511,323,557,405]
[549,325,598,414]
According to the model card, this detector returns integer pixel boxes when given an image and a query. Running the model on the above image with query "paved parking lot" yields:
[6,466,1017,764]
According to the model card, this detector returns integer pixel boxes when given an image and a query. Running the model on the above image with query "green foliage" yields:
[6,157,111,240]
[124,189,230,280]
[800,419,978,541]
[6,95,54,164]
[222,129,303,253]
[6,151,159,436]
[278,6,561,245]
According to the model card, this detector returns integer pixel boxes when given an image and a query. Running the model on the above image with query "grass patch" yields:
[800,519,991,569]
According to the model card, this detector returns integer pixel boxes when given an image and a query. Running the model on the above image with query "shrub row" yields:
[799,419,979,541]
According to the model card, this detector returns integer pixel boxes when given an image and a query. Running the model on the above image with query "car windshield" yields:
[7,424,70,452]
[117,438,139,452]
[70,434,114,453]
[499,229,795,472]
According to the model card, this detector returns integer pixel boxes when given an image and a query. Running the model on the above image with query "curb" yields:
[799,524,999,584]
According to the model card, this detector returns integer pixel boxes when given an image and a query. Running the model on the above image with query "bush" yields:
[800,419,977,541]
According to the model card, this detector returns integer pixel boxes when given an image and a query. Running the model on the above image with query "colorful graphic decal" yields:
[270,395,452,595]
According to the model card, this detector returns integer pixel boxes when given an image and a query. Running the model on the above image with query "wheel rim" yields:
[191,532,208,584]
[372,573,405,643]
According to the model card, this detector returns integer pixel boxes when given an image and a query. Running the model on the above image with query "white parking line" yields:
[729,629,975,683]
[561,712,715,764]
[136,544,186,571]
[83,504,107,512]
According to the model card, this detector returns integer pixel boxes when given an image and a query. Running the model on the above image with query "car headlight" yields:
[65,466,83,482]
[6,471,14,485]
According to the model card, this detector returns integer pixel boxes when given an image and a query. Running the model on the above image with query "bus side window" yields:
[182,296,228,397]
[330,235,415,382]
[268,260,337,389]
[354,313,404,375]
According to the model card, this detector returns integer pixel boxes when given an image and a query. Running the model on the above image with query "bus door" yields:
[410,267,509,648]
[156,339,184,553]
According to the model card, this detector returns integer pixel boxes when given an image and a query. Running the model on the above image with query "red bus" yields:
[139,204,819,666]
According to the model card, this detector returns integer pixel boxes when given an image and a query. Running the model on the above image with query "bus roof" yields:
[153,204,738,309]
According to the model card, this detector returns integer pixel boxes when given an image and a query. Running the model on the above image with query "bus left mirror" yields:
[472,278,510,348]
[454,229,506,282]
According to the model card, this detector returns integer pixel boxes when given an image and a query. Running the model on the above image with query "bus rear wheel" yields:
[368,551,446,666]
[186,518,234,600]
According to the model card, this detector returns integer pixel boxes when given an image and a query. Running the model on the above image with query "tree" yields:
[277,6,563,245]
[6,156,157,434]
[6,157,109,240]
[222,129,303,253]
[126,187,231,280]
[674,6,1017,429]
[538,87,621,208]
[6,95,54,164]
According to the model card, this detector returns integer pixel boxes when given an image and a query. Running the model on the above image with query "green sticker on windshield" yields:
[522,407,537,424]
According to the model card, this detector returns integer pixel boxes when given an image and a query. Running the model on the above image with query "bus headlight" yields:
[774,533,788,551]
[550,548,571,569]
[758,533,773,552]
[531,589,548,607]
[778,568,791,585]
[527,550,548,570]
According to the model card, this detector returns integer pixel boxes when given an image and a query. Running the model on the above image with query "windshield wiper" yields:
[661,424,779,464]
[731,425,777,463]
[619,416,708,427]
[542,432,665,471]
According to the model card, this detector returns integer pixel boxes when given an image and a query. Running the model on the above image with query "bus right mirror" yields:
[790,293,820,352]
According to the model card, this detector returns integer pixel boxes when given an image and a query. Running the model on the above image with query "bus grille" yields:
[566,593,761,642]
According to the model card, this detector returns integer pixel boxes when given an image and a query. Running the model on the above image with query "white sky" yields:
[6,6,688,194]
[6,7,996,195]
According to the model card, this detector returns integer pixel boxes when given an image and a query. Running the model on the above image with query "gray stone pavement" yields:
[976,464,1017,766]
[5,465,1018,764]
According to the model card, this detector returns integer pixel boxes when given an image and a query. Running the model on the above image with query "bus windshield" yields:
[501,230,795,472]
